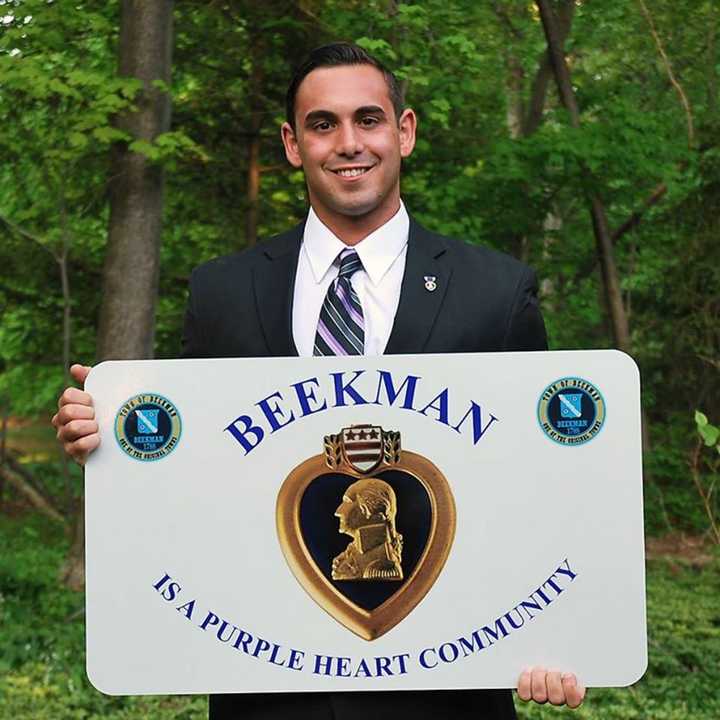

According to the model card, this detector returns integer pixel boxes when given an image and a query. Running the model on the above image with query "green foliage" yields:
[1,513,719,718]
[0,514,207,719]
[0,0,718,526]
[695,412,720,451]
[0,2,717,713]
[517,555,720,720]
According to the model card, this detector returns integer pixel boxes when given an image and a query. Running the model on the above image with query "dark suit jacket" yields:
[181,218,547,720]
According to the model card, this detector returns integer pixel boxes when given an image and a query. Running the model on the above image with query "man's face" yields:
[281,64,416,227]
[335,487,366,534]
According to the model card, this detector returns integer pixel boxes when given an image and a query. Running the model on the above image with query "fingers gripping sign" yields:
[51,363,99,466]
[517,667,586,709]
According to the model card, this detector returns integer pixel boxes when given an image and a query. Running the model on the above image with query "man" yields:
[53,43,585,719]
[332,478,404,581]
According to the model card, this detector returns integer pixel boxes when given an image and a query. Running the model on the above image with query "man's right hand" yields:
[51,363,99,466]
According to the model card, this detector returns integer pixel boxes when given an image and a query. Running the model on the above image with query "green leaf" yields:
[91,126,128,143]
[68,132,87,149]
[128,139,160,160]
[698,423,720,447]
[695,411,709,428]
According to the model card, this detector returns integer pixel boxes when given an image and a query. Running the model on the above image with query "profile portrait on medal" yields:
[332,477,404,581]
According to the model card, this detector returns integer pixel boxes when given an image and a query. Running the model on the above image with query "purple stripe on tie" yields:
[317,319,349,355]
[335,281,364,326]
[325,300,363,349]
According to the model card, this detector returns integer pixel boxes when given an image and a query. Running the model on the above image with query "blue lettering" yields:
[176,599,195,619]
[256,391,295,433]
[418,388,450,425]
[419,648,438,669]
[153,572,171,592]
[393,653,410,674]
[504,607,525,629]
[556,558,577,581]
[288,648,305,671]
[200,610,220,631]
[224,414,264,454]
[438,642,459,663]
[543,574,565,595]
[216,621,238,643]
[332,370,368,406]
[251,638,271,658]
[519,599,543,619]
[451,402,499,444]
[291,377,327,416]
[232,630,253,653]
[354,658,372,677]
[161,581,181,602]
[481,618,509,644]
[458,631,485,656]
[313,654,333,675]
[372,371,420,410]
[268,643,286,667]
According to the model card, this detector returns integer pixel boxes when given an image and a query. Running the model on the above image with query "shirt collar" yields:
[302,201,409,286]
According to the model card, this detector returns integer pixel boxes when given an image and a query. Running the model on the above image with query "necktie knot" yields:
[337,249,362,280]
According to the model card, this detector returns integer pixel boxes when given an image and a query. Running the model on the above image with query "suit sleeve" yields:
[180,270,205,359]
[503,267,548,351]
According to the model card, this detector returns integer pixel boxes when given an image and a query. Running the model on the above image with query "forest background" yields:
[0,0,719,718]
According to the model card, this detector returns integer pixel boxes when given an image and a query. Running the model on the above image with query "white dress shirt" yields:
[292,202,409,357]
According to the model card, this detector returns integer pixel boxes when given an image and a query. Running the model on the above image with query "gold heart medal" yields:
[276,424,456,640]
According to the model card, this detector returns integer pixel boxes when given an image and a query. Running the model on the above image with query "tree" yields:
[62,0,175,591]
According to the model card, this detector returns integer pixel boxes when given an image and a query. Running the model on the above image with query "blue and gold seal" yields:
[114,393,182,461]
[537,377,606,446]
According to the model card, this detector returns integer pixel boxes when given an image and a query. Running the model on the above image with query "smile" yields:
[331,166,374,178]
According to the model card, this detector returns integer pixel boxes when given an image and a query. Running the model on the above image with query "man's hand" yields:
[517,667,586,708]
[51,363,99,466]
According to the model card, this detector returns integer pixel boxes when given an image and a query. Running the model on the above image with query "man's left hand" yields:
[517,667,586,708]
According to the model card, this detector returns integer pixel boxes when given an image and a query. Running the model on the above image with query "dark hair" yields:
[285,42,405,129]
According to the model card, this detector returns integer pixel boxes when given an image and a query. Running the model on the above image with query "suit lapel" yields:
[252,224,303,357]
[385,218,452,354]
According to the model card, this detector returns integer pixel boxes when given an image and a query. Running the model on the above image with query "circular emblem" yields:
[114,393,182,461]
[537,377,606,446]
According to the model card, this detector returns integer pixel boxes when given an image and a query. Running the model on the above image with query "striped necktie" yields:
[314,248,365,356]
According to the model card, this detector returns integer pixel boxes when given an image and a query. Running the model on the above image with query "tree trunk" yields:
[536,0,653,466]
[246,112,261,248]
[522,0,575,137]
[497,0,575,261]
[62,0,174,590]
[244,39,265,248]
[58,194,74,514]
[0,401,7,509]
[536,0,632,354]
[96,0,173,361]
[0,464,66,525]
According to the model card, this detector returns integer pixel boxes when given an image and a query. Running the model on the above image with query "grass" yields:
[1,512,718,719]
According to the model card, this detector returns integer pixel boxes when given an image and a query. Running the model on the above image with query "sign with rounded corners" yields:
[85,350,646,695]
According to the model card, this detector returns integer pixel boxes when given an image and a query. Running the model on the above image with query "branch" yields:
[0,281,42,303]
[0,462,67,526]
[523,0,575,135]
[491,2,524,41]
[689,439,720,545]
[611,182,667,242]
[636,0,695,147]
[0,214,57,259]
[570,182,668,284]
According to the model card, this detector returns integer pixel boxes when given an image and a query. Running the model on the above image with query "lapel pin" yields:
[424,275,437,292]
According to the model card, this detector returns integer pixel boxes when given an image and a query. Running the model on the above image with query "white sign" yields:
[85,350,647,695]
